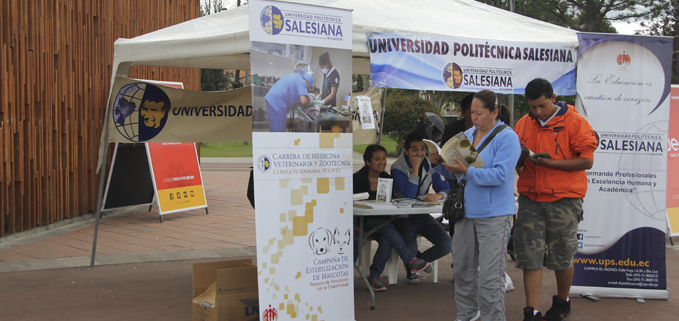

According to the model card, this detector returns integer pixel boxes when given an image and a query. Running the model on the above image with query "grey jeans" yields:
[452,215,511,321]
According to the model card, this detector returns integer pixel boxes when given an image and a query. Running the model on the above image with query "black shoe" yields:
[543,296,571,321]
[523,307,542,321]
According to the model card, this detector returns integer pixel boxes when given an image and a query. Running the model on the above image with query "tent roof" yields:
[113,0,578,74]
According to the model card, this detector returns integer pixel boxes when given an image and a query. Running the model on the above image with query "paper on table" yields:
[353,200,396,209]
[353,192,369,201]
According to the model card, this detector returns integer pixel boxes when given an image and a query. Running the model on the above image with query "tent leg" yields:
[669,228,675,246]
[159,215,163,223]
[378,88,387,145]
[90,145,110,268]
[205,207,209,215]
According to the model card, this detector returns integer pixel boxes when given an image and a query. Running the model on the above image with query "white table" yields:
[353,204,443,310]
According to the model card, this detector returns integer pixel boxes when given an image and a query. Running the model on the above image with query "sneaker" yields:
[523,307,542,321]
[543,296,571,321]
[368,277,386,292]
[423,262,433,273]
[406,273,420,284]
[408,257,431,273]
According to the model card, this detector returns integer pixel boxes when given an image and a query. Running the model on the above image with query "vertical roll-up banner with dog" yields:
[572,33,673,299]
[368,32,577,95]
[667,86,679,237]
[250,1,354,320]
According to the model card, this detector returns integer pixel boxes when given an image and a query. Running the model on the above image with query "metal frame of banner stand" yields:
[90,139,209,266]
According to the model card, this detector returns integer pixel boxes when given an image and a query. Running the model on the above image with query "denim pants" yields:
[362,216,417,280]
[396,214,452,264]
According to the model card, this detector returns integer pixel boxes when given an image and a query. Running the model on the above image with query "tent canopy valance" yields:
[111,0,578,74]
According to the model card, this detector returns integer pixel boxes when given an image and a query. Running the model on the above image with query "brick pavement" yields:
[0,154,371,272]
[0,158,258,272]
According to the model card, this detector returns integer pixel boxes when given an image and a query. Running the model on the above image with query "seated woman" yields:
[431,90,521,321]
[353,144,431,291]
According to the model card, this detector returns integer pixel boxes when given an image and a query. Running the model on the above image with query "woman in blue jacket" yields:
[431,90,520,321]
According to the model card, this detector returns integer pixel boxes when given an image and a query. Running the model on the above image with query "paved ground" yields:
[1,155,679,320]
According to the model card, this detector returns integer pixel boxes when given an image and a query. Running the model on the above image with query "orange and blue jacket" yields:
[514,102,598,202]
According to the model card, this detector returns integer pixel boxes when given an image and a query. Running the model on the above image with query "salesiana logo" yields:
[442,62,463,89]
[112,83,171,142]
[617,51,631,67]
[263,305,278,321]
[260,5,284,35]
[257,155,272,173]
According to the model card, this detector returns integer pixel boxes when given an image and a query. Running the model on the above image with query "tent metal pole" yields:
[90,88,116,267]
[378,88,387,145]
[508,94,515,126]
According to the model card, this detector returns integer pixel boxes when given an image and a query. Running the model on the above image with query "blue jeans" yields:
[396,214,452,265]
[363,217,417,280]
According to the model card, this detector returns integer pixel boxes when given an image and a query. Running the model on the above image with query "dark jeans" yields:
[363,217,417,279]
[395,214,452,273]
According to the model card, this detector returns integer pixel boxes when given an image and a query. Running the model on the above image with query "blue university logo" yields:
[257,155,272,173]
[112,83,171,142]
[260,5,284,35]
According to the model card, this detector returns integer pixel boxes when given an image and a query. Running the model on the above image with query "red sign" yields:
[147,142,207,214]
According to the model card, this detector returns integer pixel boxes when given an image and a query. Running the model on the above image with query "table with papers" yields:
[352,201,443,310]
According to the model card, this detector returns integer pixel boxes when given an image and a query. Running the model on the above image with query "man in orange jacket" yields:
[514,78,598,321]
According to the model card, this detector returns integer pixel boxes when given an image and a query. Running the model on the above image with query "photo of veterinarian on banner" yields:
[250,44,353,133]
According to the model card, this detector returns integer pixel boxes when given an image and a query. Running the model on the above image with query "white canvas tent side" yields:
[92,0,579,265]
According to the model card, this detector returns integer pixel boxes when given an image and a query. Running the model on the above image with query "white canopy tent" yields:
[109,0,578,77]
[92,0,579,266]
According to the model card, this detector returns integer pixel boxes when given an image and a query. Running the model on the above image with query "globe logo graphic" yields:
[618,121,668,221]
[112,83,171,142]
[260,5,284,35]
[442,62,463,89]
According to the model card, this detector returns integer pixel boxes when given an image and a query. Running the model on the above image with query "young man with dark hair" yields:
[514,78,598,321]
[440,92,475,148]
[391,132,452,283]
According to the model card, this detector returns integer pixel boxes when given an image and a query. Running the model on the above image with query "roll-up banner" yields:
[573,33,673,299]
[107,76,252,143]
[667,86,679,236]
[368,32,577,95]
[250,1,354,320]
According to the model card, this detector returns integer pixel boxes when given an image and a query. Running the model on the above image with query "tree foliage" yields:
[383,90,439,155]
[640,0,679,83]
[199,0,248,91]
[475,0,661,33]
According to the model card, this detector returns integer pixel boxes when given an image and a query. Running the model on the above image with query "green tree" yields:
[476,0,660,33]
[201,69,235,91]
[200,1,247,91]
[640,0,679,83]
[383,90,439,155]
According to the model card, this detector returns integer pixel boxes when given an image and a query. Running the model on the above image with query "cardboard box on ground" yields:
[192,259,259,321]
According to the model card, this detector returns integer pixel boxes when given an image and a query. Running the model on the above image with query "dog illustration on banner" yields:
[308,227,352,255]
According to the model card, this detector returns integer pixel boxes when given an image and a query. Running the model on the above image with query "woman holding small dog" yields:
[430,90,521,321]
[353,144,431,292]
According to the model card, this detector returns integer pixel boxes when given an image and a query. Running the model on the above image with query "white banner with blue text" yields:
[369,32,577,95]
[572,33,673,299]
